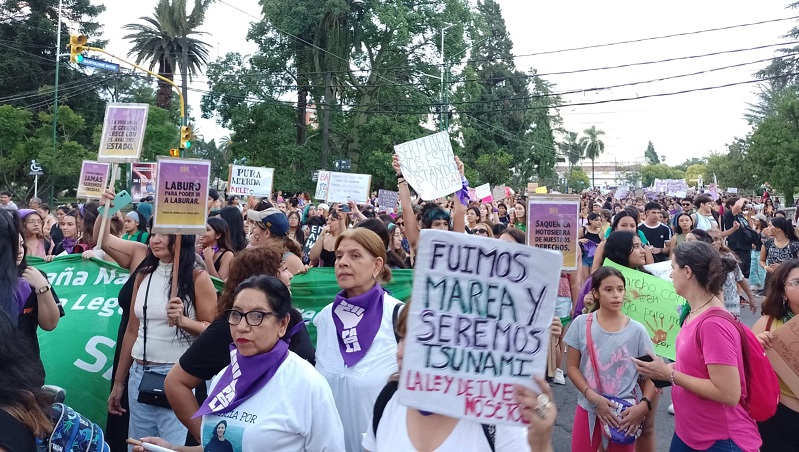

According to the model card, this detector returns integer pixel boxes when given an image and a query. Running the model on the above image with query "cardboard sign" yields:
[130,162,157,201]
[398,229,562,426]
[302,225,324,257]
[228,164,274,198]
[76,161,110,199]
[765,315,799,397]
[605,259,685,360]
[475,183,492,201]
[394,131,461,201]
[315,170,330,200]
[326,171,371,204]
[152,158,211,234]
[492,185,506,201]
[97,103,149,163]
[377,189,399,211]
[527,183,538,195]
[527,197,580,270]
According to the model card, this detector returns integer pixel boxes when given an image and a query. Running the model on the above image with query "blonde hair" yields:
[335,228,392,283]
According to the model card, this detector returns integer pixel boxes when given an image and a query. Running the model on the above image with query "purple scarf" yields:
[194,340,289,417]
[12,279,31,316]
[61,237,77,254]
[332,283,385,367]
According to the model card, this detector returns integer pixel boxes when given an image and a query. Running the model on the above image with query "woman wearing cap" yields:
[247,208,305,275]
[19,209,54,259]
[314,228,404,451]
[122,211,149,244]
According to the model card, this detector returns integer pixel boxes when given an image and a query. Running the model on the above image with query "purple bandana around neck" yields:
[194,340,289,418]
[13,279,32,316]
[332,283,386,367]
[61,237,77,254]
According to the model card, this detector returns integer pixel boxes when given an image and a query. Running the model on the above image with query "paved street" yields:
[549,302,761,451]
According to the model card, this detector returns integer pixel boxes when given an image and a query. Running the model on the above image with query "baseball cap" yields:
[247,207,288,236]
[753,213,768,223]
[317,203,330,212]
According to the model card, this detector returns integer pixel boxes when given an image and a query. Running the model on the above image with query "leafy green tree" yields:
[473,150,514,186]
[684,163,707,187]
[124,0,213,110]
[644,141,659,164]
[673,157,706,172]
[579,126,605,187]
[559,131,583,166]
[703,138,759,195]
[639,164,685,188]
[567,166,590,193]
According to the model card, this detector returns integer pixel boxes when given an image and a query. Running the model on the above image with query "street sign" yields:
[79,57,120,73]
[334,159,351,171]
[29,160,44,176]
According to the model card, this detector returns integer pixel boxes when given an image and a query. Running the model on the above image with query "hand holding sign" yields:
[394,132,461,201]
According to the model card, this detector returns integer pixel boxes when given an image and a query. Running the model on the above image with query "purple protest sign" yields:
[76,161,110,199]
[153,157,211,234]
[97,103,149,163]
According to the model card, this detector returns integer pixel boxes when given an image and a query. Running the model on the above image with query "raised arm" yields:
[95,190,148,271]
[393,154,420,250]
[451,157,466,234]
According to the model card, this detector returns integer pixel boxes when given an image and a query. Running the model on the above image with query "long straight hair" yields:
[0,210,20,318]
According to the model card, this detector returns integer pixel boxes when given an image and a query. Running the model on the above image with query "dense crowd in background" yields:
[1,165,799,451]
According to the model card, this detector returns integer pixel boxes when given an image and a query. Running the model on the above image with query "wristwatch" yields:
[35,284,52,295]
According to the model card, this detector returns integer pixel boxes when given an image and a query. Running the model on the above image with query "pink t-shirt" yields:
[672,308,761,451]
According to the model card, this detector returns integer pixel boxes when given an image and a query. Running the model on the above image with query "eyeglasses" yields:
[682,203,691,207]
[26,220,42,225]
[225,309,278,326]
[474,229,489,235]
[786,279,799,288]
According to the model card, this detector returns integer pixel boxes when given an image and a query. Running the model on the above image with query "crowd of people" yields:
[0,168,798,452]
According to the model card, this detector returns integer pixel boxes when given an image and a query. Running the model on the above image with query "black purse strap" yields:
[142,272,154,370]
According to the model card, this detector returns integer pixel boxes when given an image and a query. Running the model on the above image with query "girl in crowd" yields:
[706,230,756,318]
[565,267,656,452]
[764,198,776,217]
[37,203,57,238]
[218,206,247,252]
[496,202,510,225]
[52,209,83,255]
[511,201,527,232]
[499,227,526,245]
[314,229,404,452]
[760,216,799,287]
[387,223,409,269]
[133,276,344,451]
[749,214,769,294]
[287,210,305,246]
[165,244,315,442]
[579,212,603,280]
[201,217,235,281]
[600,209,612,236]
[670,212,694,249]
[591,210,653,274]
[363,299,558,452]
[479,202,493,224]
[465,206,480,234]
[472,221,494,237]
[752,259,799,451]
[635,241,761,452]
[309,209,345,267]
[246,208,305,275]
[122,211,149,244]
[19,209,53,259]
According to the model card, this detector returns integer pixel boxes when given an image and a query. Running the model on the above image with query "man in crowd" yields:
[638,202,671,263]
[0,191,18,210]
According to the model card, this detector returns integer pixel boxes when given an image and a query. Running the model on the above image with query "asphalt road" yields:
[549,302,761,452]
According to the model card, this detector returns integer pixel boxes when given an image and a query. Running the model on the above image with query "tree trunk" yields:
[591,158,596,188]
[156,57,173,110]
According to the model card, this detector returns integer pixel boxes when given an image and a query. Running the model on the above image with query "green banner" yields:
[603,259,685,360]
[30,256,413,428]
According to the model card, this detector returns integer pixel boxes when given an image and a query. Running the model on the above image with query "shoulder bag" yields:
[136,273,172,409]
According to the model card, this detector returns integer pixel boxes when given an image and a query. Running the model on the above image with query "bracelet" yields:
[396,172,404,179]
[397,177,407,185]
[583,387,593,397]
[35,284,51,295]
[670,370,677,386]
[640,397,652,412]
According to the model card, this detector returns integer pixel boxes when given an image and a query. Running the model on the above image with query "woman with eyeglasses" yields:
[133,275,344,452]
[19,209,53,260]
[759,217,799,289]
[472,221,494,237]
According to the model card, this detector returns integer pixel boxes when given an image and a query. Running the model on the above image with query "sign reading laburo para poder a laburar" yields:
[76,161,110,199]
[227,164,274,198]
[398,229,562,426]
[97,103,149,163]
[394,131,462,201]
[152,157,211,235]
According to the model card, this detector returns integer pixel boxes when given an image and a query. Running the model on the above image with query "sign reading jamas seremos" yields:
[227,164,274,198]
[153,157,211,235]
[398,229,562,426]
[76,161,110,199]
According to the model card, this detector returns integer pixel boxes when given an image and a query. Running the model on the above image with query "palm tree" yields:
[579,126,605,188]
[123,0,213,113]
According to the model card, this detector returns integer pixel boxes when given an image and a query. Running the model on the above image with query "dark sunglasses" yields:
[396,221,404,226]
[474,228,489,235]
[225,309,278,326]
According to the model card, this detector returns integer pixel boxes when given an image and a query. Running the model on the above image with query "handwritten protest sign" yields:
[130,162,156,201]
[314,171,330,200]
[475,183,492,201]
[76,161,110,199]
[394,131,461,201]
[492,185,506,201]
[765,315,799,397]
[398,229,562,426]
[604,259,684,360]
[643,261,672,281]
[303,225,324,258]
[97,103,149,162]
[152,158,211,234]
[228,164,274,198]
[528,197,579,270]
[377,189,399,211]
[326,171,371,204]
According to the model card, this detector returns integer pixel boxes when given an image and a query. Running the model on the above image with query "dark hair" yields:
[208,188,220,201]
[604,231,639,268]
[220,243,284,315]
[622,206,640,223]
[254,200,274,211]
[39,203,50,214]
[497,202,508,213]
[287,210,301,225]
[421,204,450,229]
[467,206,480,220]
[492,223,507,236]
[385,223,408,269]
[207,217,234,252]
[0,210,20,318]
[611,210,637,231]
[694,195,712,209]
[219,207,246,252]
[378,214,395,225]
[233,275,293,320]
[688,228,713,243]
[0,190,11,198]
[56,205,70,216]
[770,217,799,241]
[776,210,787,218]
[672,241,737,295]
[724,197,739,209]
[589,266,626,312]
[499,228,525,244]
[355,218,390,250]
[587,212,601,222]
[644,201,661,212]
[672,212,694,235]
[306,216,325,228]
[762,259,799,318]
[78,202,99,245]
[214,420,227,430]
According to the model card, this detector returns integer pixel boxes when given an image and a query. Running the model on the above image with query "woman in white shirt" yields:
[314,228,403,451]
[364,300,557,452]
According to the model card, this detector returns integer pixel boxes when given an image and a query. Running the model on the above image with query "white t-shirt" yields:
[201,352,344,452]
[362,391,530,452]
[314,293,402,452]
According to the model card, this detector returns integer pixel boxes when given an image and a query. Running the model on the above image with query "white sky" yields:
[95,0,794,166]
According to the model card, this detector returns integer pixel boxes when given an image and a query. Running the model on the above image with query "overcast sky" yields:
[96,0,794,166]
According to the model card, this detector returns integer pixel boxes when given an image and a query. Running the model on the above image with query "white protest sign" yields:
[398,229,562,426]
[475,183,492,201]
[314,171,330,200]
[227,164,274,198]
[326,171,371,204]
[394,131,461,201]
[728,187,738,194]
[643,261,673,281]
[492,185,506,201]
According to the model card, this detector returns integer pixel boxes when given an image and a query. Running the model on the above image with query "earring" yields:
[373,274,378,280]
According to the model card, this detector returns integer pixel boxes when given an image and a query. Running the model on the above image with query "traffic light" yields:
[69,35,88,63]
[180,126,192,150]
[169,148,180,157]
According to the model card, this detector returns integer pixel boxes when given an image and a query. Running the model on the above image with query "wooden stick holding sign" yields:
[95,163,118,250]
[167,234,181,327]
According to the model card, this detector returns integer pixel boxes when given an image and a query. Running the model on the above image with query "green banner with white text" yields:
[30,256,413,428]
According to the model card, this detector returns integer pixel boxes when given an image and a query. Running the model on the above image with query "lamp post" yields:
[439,24,454,131]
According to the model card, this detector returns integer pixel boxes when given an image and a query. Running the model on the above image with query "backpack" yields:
[38,403,110,452]
[371,380,496,451]
[695,310,780,422]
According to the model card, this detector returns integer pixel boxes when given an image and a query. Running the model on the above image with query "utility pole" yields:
[439,24,453,131]
[321,72,331,170]
[52,0,63,165]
